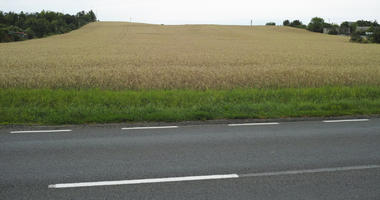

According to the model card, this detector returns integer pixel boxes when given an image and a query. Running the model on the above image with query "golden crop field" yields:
[1,22,380,89]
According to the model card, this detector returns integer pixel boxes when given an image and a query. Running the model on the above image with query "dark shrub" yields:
[328,29,338,35]
[369,27,380,43]
[350,32,363,42]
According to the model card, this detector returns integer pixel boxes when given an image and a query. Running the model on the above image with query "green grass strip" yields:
[1,86,380,125]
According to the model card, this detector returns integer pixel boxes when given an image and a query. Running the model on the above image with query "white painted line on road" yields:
[121,126,178,130]
[48,174,239,189]
[10,129,72,134]
[48,164,380,189]
[239,165,380,178]
[228,122,279,127]
[323,119,369,123]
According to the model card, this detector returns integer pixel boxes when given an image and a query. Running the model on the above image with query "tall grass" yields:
[1,87,379,124]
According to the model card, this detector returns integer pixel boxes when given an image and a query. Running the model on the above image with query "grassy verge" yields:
[1,86,380,125]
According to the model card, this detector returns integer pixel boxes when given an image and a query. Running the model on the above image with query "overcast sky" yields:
[2,0,379,25]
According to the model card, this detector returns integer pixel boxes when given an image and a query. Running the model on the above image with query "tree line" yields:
[0,10,97,43]
[277,18,380,43]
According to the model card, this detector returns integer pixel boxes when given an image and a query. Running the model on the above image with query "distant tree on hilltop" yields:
[308,17,325,33]
[0,10,97,43]
[283,19,306,29]
[88,10,97,22]
[356,20,374,27]
[283,20,290,26]
[290,20,302,26]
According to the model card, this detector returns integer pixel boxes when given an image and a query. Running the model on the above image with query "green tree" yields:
[265,22,276,26]
[290,20,302,26]
[340,22,351,35]
[33,18,49,37]
[88,10,97,22]
[356,20,373,27]
[308,17,325,33]
[370,27,380,43]
[0,10,96,42]
[0,11,5,24]
[283,20,290,26]
[4,12,18,25]
[287,20,306,29]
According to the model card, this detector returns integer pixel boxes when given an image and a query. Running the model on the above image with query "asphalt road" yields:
[1,119,380,199]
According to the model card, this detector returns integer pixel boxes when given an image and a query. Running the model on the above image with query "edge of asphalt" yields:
[1,114,379,129]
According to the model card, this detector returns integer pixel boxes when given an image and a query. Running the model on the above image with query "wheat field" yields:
[1,22,380,89]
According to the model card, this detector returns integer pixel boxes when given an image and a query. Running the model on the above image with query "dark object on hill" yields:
[283,20,290,26]
[327,29,339,35]
[283,19,307,29]
[369,27,380,43]
[0,10,97,43]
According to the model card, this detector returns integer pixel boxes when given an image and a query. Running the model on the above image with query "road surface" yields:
[1,118,380,199]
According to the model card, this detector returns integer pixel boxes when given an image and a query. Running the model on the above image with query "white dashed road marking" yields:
[10,129,72,134]
[48,165,380,189]
[323,119,369,123]
[122,126,178,130]
[48,174,239,188]
[228,122,279,126]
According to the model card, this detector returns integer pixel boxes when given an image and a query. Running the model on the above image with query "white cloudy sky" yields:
[1,0,379,25]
